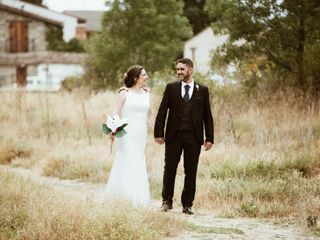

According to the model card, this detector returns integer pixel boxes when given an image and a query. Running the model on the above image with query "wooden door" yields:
[9,21,28,53]
[16,66,27,86]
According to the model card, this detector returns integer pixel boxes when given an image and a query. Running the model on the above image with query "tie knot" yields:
[184,85,190,92]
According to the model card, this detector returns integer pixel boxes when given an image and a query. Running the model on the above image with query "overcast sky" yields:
[43,0,108,12]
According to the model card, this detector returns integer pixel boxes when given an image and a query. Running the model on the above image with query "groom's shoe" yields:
[182,206,194,215]
[161,202,173,212]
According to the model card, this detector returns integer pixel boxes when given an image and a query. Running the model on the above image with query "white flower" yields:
[196,84,199,90]
[106,115,128,133]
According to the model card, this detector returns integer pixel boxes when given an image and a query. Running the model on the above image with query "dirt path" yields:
[0,165,317,240]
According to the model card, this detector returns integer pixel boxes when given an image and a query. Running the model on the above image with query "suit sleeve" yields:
[154,84,170,138]
[203,87,214,143]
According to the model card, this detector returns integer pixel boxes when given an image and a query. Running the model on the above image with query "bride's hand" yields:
[155,137,165,145]
[142,86,150,92]
[118,86,128,93]
[110,133,115,141]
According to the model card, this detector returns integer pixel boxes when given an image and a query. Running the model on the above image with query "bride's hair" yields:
[124,65,144,88]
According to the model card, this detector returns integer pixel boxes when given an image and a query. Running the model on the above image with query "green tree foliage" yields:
[46,26,84,52]
[85,0,192,90]
[21,0,43,6]
[206,0,320,96]
[183,0,211,34]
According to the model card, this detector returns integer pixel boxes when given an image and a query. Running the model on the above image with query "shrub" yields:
[0,140,32,164]
[61,76,84,92]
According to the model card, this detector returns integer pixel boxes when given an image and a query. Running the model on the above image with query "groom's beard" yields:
[178,73,191,82]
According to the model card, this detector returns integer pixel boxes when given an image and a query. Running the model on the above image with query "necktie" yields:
[183,85,190,102]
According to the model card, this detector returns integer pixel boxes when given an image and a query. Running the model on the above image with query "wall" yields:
[26,63,84,91]
[0,66,15,86]
[184,27,228,74]
[0,10,48,53]
[28,21,48,51]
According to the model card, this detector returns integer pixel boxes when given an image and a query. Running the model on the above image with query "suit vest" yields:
[179,96,194,131]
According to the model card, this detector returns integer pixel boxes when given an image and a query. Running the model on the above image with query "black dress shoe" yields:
[161,202,173,212]
[182,206,194,215]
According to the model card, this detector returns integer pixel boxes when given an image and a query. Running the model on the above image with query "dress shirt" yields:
[181,80,194,99]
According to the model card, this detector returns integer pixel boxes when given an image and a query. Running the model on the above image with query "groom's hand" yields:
[204,142,213,151]
[155,137,165,145]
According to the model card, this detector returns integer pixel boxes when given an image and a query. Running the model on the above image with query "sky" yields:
[43,0,108,12]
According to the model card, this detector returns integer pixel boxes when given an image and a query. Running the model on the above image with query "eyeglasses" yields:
[176,68,185,71]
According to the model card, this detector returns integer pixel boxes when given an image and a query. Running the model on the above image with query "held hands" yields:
[155,137,165,145]
[203,142,213,151]
[155,138,213,151]
[155,138,213,150]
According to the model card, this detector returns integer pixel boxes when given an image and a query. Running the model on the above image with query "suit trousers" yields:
[162,130,201,207]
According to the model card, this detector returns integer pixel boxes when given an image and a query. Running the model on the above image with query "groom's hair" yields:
[177,58,193,68]
[124,65,144,88]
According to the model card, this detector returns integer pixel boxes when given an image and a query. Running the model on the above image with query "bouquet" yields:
[102,115,128,153]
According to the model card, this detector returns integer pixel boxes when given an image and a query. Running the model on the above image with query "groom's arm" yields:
[203,86,214,144]
[154,84,170,140]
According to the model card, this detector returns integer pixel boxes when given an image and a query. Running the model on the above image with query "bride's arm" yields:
[111,89,126,117]
[148,108,155,129]
[147,93,155,130]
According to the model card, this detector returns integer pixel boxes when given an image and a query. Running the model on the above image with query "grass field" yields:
[0,88,319,237]
[0,171,185,239]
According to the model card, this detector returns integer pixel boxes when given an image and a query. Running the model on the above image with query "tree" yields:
[21,0,44,6]
[85,0,192,90]
[206,0,320,96]
[46,26,84,52]
[183,0,211,34]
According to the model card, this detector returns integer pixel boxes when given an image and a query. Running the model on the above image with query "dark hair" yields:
[177,58,193,68]
[124,65,144,88]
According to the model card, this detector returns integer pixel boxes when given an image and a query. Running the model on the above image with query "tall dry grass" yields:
[0,88,319,220]
[0,170,244,239]
[0,171,183,239]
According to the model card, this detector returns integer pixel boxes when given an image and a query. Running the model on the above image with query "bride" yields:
[105,65,154,207]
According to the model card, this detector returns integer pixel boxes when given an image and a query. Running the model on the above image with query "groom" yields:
[154,58,214,215]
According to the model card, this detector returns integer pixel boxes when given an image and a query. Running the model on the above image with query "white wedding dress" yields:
[105,90,150,207]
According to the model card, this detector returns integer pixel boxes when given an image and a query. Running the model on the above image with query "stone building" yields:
[0,0,86,90]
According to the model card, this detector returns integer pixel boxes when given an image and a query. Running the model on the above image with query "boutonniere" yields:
[195,84,199,91]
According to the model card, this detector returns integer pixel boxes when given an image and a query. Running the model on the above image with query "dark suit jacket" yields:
[154,81,214,144]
